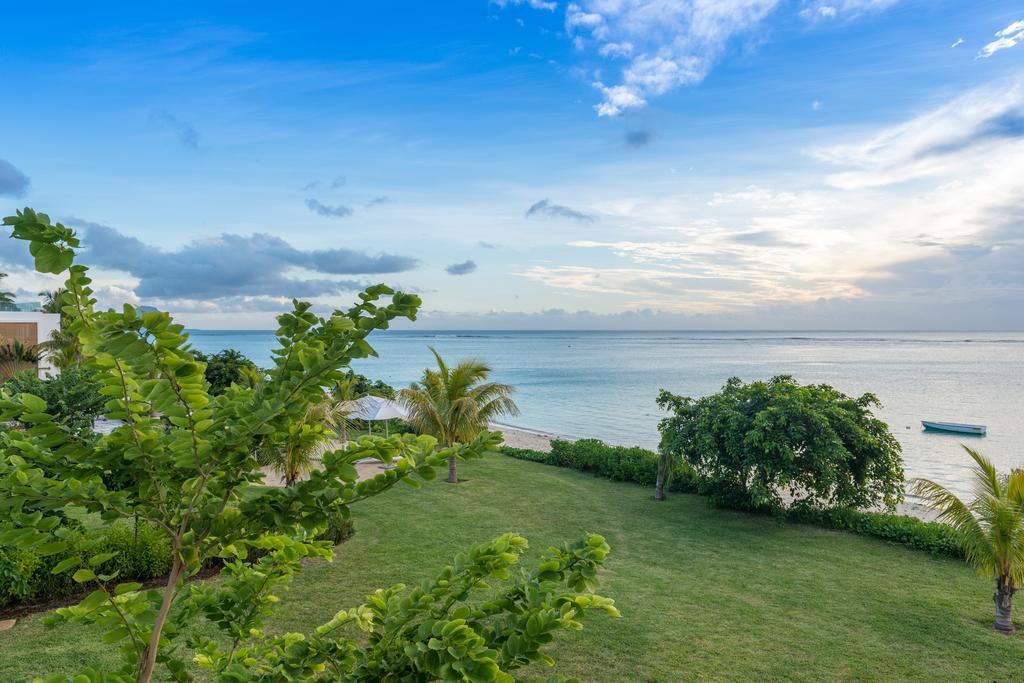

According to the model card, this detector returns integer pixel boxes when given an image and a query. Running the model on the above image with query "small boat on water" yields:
[922,420,987,436]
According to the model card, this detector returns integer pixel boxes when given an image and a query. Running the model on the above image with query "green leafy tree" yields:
[913,447,1024,633]
[656,376,903,511]
[192,348,259,395]
[0,208,614,682]
[401,347,520,484]
[2,366,105,435]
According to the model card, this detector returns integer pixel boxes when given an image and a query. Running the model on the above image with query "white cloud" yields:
[598,41,634,58]
[813,82,1024,188]
[507,0,903,116]
[567,1,781,116]
[518,83,1024,318]
[978,19,1024,58]
[799,0,901,21]
[951,37,963,48]
[491,0,558,10]
[811,99,822,110]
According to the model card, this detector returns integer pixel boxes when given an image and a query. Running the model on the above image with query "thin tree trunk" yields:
[995,575,1016,633]
[447,456,458,484]
[138,556,184,682]
[655,451,671,501]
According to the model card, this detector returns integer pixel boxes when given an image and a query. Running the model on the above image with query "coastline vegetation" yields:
[0,208,613,682]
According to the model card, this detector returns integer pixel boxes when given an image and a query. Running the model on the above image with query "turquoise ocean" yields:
[189,330,1024,498]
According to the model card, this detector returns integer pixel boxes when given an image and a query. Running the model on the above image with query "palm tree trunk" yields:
[995,575,1016,633]
[655,451,671,501]
[447,456,458,484]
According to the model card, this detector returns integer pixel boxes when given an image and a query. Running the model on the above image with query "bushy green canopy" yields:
[658,375,904,512]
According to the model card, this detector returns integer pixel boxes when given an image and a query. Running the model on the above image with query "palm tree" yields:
[329,375,364,445]
[260,400,335,487]
[0,338,42,379]
[400,347,518,483]
[0,272,16,306]
[913,447,1024,633]
[37,288,81,369]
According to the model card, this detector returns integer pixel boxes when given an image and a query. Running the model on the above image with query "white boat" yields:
[922,420,986,436]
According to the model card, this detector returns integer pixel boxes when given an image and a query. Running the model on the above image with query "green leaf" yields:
[35,540,69,557]
[89,552,117,567]
[72,568,96,583]
[51,556,82,574]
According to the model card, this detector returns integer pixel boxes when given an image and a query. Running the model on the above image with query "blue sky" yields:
[1,1,1022,329]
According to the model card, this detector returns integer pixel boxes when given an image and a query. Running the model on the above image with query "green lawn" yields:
[2,454,1022,681]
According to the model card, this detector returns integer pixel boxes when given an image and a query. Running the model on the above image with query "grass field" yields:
[1,454,1021,681]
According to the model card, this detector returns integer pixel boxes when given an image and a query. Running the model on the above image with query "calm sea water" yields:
[189,330,1024,498]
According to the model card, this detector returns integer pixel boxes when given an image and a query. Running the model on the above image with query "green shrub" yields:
[0,521,174,610]
[504,439,700,492]
[787,505,962,558]
[90,522,174,581]
[1,367,104,435]
[315,509,355,546]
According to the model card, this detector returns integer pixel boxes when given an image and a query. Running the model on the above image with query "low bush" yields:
[502,440,963,560]
[0,521,172,610]
[316,508,356,546]
[787,505,962,558]
[505,439,701,493]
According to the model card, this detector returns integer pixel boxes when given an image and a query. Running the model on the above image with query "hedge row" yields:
[502,439,963,560]
[0,514,355,611]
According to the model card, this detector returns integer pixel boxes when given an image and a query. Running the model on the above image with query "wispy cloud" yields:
[799,0,901,22]
[526,198,595,222]
[445,260,478,275]
[152,110,200,149]
[491,0,557,10]
[978,19,1024,59]
[0,158,30,197]
[520,83,1024,317]
[951,37,964,48]
[330,175,346,189]
[365,196,390,207]
[305,198,354,218]
[813,82,1024,189]
[478,241,503,249]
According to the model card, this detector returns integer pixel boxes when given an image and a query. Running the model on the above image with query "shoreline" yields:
[491,423,939,522]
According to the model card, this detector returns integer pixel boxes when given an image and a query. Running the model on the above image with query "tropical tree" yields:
[656,376,904,510]
[259,399,336,486]
[401,347,519,483]
[192,348,258,394]
[913,447,1024,633]
[38,287,82,369]
[0,271,14,305]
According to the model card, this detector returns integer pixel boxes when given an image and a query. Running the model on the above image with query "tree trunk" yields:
[655,452,671,501]
[138,556,184,682]
[447,456,458,484]
[995,575,1016,633]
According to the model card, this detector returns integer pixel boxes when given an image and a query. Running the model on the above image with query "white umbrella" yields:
[348,395,408,435]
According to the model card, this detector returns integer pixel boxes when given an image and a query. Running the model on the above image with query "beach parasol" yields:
[347,395,408,436]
